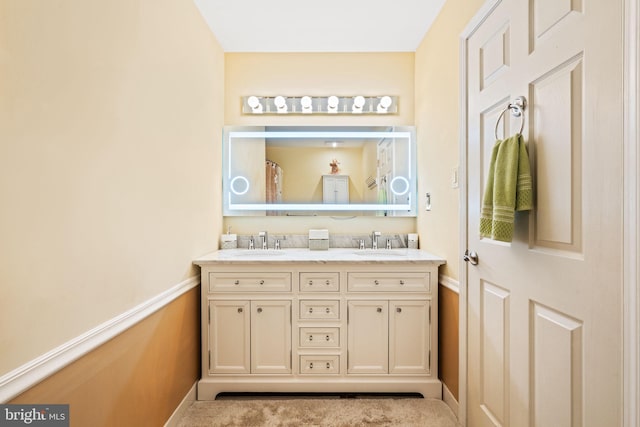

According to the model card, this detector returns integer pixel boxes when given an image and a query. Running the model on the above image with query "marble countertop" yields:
[194,248,446,265]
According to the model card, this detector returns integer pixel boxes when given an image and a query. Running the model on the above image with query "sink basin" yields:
[226,250,286,257]
[352,249,408,257]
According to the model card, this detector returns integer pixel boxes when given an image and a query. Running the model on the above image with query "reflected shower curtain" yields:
[266,160,283,216]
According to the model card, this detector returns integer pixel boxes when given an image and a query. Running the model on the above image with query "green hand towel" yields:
[479,134,533,242]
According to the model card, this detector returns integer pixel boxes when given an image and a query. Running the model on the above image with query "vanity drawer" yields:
[347,272,430,292]
[299,327,340,348]
[299,300,340,320]
[208,272,291,292]
[299,272,340,292]
[299,355,340,375]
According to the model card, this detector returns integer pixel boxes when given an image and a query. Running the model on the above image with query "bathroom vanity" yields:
[193,248,445,400]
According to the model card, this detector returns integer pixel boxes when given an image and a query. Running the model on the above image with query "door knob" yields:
[463,250,479,265]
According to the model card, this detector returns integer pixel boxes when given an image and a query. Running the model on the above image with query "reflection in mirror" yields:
[223,126,416,216]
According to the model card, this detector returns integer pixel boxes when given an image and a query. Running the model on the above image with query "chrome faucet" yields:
[371,231,381,250]
[259,231,268,250]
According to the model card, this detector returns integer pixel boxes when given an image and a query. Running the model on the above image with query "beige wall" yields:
[414,0,485,401]
[0,0,224,381]
[10,289,200,427]
[224,53,416,235]
[415,0,485,279]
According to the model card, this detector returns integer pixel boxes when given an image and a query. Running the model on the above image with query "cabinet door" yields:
[251,300,292,374]
[389,300,431,374]
[347,300,388,374]
[323,175,349,204]
[209,300,250,374]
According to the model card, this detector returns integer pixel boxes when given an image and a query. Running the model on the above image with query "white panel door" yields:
[251,300,291,374]
[463,0,623,426]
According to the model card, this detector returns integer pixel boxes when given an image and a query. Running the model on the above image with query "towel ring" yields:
[494,96,527,140]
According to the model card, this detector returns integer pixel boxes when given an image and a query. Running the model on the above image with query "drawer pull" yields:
[326,335,330,341]
[309,335,313,341]
[325,280,330,285]
[259,280,265,285]
[400,280,405,285]
[234,280,240,285]
[397,307,402,313]
[325,307,330,313]
[308,280,313,286]
[257,307,263,313]
[309,308,313,313]
[309,362,314,369]
[237,308,243,313]
[377,307,382,313]
[374,280,379,285]
[326,362,331,369]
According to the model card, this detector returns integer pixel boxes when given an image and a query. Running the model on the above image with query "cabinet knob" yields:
[326,335,330,341]
[309,362,314,369]
[374,280,379,285]
[326,362,331,369]
[397,307,402,313]
[399,280,405,285]
[377,307,382,313]
[325,307,330,313]
[234,280,240,285]
[325,280,330,286]
[309,335,313,341]
[309,307,313,313]
[308,280,313,286]
[257,307,263,313]
[237,308,243,313]
[259,280,264,285]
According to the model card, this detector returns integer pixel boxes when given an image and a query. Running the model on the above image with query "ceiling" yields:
[193,0,447,52]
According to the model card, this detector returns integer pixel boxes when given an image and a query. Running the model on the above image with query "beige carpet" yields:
[177,397,459,427]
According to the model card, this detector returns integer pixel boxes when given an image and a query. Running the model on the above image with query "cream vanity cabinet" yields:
[194,251,445,400]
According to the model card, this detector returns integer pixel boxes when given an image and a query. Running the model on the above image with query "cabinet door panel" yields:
[347,300,388,374]
[251,300,292,374]
[209,300,250,374]
[389,300,430,374]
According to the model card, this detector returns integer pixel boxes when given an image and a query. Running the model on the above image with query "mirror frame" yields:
[222,125,417,216]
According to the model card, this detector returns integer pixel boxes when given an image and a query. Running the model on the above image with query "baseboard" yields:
[0,275,200,403]
[439,274,460,294]
[164,381,197,427]
[442,383,459,419]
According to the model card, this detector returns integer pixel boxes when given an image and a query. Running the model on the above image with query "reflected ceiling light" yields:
[325,141,342,148]
[327,95,339,113]
[247,96,263,114]
[377,96,392,113]
[274,96,288,113]
[352,95,365,113]
[300,96,313,113]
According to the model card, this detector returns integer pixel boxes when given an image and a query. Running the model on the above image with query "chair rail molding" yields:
[0,276,200,403]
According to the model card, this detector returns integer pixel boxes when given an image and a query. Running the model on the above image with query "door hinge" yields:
[290,305,292,324]
[428,350,431,370]
[429,305,431,324]
[208,305,211,323]
[290,350,292,368]
[347,306,349,323]
[208,350,211,370]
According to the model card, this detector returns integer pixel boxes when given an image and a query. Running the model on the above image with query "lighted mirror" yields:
[222,126,416,216]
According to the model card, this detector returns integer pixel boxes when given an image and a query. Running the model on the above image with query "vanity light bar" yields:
[242,95,398,115]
